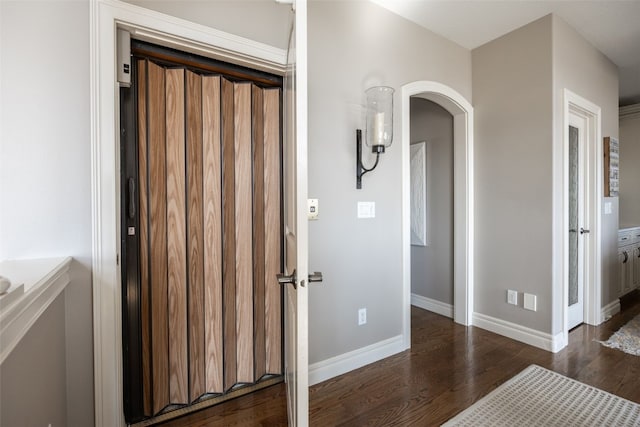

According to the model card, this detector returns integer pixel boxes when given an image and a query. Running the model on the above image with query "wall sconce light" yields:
[356,86,394,189]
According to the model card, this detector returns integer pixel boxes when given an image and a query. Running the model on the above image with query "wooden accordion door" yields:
[121,55,283,424]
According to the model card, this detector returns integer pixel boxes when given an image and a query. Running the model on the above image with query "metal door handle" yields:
[128,177,136,219]
[580,227,590,235]
[308,272,323,283]
[623,251,629,263]
[277,269,297,289]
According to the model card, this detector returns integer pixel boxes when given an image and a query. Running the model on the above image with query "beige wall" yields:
[472,15,554,333]
[307,0,471,363]
[0,295,67,427]
[410,98,454,305]
[619,110,640,228]
[124,0,291,49]
[0,2,93,426]
[472,14,619,336]
[551,15,619,328]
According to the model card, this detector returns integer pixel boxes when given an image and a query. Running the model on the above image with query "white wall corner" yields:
[601,299,621,323]
[472,312,561,353]
[411,293,453,319]
[308,336,405,386]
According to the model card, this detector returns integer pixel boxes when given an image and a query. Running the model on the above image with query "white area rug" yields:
[598,313,640,356]
[442,365,640,426]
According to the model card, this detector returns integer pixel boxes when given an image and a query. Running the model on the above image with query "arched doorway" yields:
[400,81,474,348]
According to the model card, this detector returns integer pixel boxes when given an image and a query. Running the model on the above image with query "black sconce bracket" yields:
[356,129,384,189]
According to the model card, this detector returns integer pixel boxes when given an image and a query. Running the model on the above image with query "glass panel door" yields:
[568,125,579,308]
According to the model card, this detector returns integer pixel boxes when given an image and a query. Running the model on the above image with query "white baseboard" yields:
[411,293,453,318]
[550,331,566,353]
[601,299,621,322]
[308,335,405,386]
[472,312,565,353]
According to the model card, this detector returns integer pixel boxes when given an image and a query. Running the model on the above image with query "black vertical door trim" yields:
[121,59,145,423]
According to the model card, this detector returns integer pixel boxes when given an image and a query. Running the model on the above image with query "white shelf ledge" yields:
[0,257,72,365]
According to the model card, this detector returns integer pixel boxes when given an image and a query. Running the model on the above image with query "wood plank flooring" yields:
[157,294,640,426]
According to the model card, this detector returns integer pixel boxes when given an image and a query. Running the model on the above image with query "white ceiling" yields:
[371,0,640,106]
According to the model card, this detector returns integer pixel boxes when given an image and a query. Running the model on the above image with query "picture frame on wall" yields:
[604,136,619,197]
[410,141,429,246]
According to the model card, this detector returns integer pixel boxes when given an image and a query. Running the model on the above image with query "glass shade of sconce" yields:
[357,86,394,189]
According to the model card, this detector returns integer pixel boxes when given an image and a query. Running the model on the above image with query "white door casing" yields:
[401,81,474,349]
[90,1,289,425]
[560,89,602,345]
[282,1,310,425]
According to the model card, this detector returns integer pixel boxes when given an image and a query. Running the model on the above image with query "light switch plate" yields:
[307,198,319,220]
[357,201,375,219]
[604,201,612,215]
[507,290,518,305]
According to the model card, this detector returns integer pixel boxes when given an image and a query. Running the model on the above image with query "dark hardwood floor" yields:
[158,295,640,426]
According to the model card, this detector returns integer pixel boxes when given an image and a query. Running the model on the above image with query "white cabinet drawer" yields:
[619,231,634,246]
[619,227,640,246]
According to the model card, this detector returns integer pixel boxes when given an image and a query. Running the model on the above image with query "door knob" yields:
[580,227,590,234]
[277,269,297,289]
[308,271,323,283]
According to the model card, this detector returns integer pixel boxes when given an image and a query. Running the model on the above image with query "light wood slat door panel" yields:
[130,60,283,422]
[221,77,238,391]
[252,86,267,381]
[263,88,282,374]
[234,82,255,384]
[186,70,205,403]
[136,59,152,416]
[165,68,188,405]
[202,75,224,394]
[147,60,170,414]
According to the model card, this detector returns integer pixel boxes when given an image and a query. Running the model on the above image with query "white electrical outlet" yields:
[358,308,367,325]
[507,290,518,305]
[524,293,537,311]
